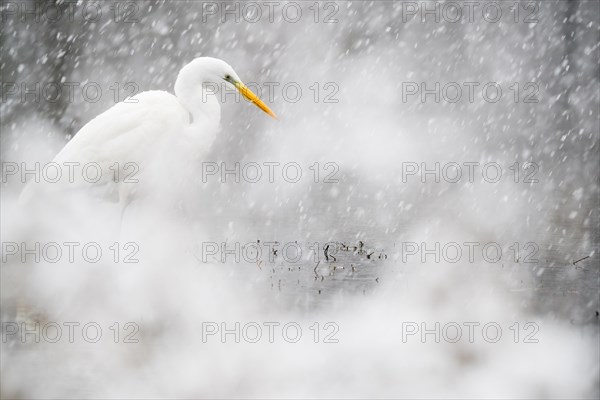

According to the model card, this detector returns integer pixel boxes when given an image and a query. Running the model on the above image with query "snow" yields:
[1,1,598,398]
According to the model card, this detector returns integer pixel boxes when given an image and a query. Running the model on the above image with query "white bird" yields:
[19,57,277,209]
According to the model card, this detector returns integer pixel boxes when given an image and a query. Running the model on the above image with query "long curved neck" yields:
[174,72,221,131]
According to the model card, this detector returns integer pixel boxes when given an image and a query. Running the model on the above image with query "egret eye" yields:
[224,74,231,81]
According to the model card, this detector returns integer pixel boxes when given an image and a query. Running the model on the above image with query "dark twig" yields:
[573,256,589,265]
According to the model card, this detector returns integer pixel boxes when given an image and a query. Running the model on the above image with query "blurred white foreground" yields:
[1,147,598,398]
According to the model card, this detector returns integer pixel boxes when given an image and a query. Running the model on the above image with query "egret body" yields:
[19,57,276,206]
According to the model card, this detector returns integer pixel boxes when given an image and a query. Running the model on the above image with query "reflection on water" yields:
[211,217,598,325]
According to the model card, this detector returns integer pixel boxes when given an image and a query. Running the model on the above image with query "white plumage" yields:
[20,57,276,206]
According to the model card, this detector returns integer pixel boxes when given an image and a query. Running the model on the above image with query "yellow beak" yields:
[234,81,278,119]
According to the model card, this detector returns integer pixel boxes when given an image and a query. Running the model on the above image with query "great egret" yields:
[11,57,278,325]
[19,57,277,207]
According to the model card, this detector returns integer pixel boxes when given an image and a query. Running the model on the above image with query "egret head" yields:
[177,57,277,119]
